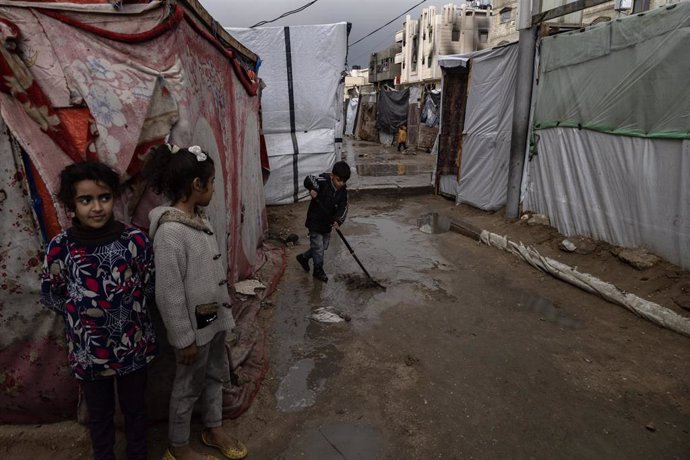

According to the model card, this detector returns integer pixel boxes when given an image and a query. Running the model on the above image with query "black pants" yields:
[80,367,148,460]
[398,142,407,151]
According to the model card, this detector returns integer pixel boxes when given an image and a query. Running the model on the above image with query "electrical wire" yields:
[250,0,320,28]
[348,0,428,47]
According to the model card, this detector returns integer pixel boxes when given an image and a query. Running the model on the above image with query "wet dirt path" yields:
[252,195,690,460]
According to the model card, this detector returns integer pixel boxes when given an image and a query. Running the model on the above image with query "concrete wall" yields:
[401,3,490,85]
[369,44,402,84]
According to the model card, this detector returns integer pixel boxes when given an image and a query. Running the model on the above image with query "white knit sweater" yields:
[149,206,235,349]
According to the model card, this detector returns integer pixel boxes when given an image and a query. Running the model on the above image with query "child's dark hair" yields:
[57,161,121,211]
[332,161,351,182]
[141,144,215,203]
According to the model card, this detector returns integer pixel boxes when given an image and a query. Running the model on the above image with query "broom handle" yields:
[336,228,376,280]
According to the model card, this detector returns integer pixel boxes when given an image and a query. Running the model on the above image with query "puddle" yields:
[275,345,342,413]
[517,294,582,328]
[275,358,322,412]
[279,422,384,460]
[418,212,451,234]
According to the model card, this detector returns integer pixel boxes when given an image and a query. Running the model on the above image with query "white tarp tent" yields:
[228,23,348,204]
[524,2,690,268]
[437,44,518,209]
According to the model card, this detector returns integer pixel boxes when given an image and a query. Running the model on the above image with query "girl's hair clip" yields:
[188,145,207,162]
[166,143,180,154]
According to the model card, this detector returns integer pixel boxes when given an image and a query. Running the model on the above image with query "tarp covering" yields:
[456,44,518,210]
[524,130,690,269]
[525,3,690,269]
[376,88,409,135]
[345,97,358,136]
[0,1,272,424]
[355,89,378,142]
[228,23,349,205]
[420,90,441,128]
[481,230,690,337]
[436,45,517,204]
[534,2,690,139]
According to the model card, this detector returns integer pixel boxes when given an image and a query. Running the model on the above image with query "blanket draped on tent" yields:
[0,1,273,424]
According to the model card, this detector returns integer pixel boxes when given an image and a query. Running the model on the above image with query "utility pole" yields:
[505,0,537,219]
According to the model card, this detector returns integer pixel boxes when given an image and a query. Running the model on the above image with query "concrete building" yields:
[488,0,680,47]
[368,43,402,84]
[344,68,370,100]
[398,3,491,85]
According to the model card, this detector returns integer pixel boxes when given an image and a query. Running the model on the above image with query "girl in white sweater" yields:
[143,144,247,460]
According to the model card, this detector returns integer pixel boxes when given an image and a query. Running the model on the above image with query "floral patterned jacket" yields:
[40,226,157,380]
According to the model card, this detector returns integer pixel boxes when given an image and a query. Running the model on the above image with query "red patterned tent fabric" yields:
[0,0,276,424]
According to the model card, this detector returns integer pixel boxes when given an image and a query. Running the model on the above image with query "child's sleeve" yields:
[334,190,349,226]
[304,175,319,192]
[40,238,68,314]
[153,227,196,349]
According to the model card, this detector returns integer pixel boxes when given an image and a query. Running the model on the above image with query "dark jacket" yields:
[304,173,348,233]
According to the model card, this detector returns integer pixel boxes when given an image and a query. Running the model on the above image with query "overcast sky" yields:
[198,0,468,68]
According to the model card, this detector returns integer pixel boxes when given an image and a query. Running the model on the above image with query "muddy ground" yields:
[1,193,689,459]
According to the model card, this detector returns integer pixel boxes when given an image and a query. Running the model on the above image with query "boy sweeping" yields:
[296,161,351,282]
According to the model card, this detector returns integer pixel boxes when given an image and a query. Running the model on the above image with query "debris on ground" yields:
[404,354,420,366]
[645,422,657,432]
[334,273,385,290]
[308,307,351,323]
[527,213,550,226]
[570,236,599,255]
[266,232,300,246]
[234,279,266,296]
[614,247,661,270]
[559,239,577,252]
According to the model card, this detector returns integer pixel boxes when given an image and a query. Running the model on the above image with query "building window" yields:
[428,53,433,68]
[479,30,488,43]
[452,27,460,41]
[500,7,512,23]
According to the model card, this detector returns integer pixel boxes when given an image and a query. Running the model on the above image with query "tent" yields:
[228,23,349,205]
[0,0,274,423]
[524,2,690,269]
[437,43,518,209]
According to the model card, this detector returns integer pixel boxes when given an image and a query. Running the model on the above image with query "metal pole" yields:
[505,0,537,219]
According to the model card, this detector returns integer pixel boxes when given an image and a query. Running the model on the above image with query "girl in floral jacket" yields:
[41,161,157,460]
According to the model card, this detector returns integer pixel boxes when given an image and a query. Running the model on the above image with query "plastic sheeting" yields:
[436,45,518,208]
[534,2,690,139]
[376,88,410,135]
[480,230,690,337]
[345,97,358,136]
[524,129,690,269]
[229,23,348,204]
[420,91,441,128]
[525,3,690,269]
[456,44,518,210]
